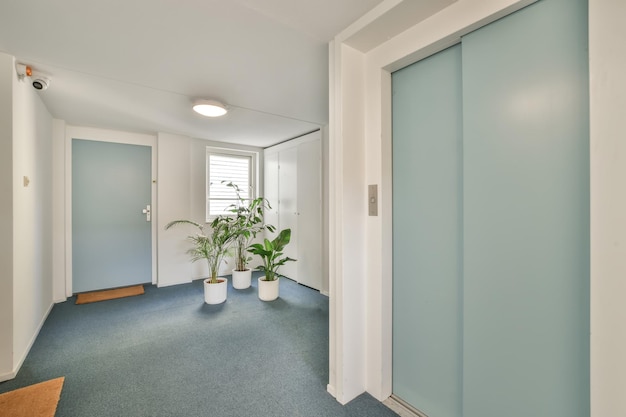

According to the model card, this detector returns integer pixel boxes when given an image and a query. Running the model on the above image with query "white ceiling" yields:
[0,0,452,147]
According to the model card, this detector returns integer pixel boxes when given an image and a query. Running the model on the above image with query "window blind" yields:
[207,153,252,217]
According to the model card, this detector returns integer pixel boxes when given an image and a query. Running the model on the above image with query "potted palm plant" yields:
[223,182,275,289]
[247,228,296,301]
[165,216,232,304]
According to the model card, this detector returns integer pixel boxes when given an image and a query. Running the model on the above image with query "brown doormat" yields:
[0,377,64,417]
[75,284,145,304]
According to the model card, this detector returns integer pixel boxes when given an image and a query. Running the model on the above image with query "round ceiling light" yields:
[192,100,228,117]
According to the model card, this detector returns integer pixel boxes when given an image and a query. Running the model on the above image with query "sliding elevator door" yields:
[461,0,589,415]
[392,44,463,417]
[392,0,588,416]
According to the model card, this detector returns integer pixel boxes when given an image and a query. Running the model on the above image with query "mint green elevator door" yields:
[461,0,589,415]
[392,0,588,416]
[72,139,152,293]
[392,44,463,417]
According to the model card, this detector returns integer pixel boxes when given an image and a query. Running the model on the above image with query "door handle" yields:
[142,205,151,222]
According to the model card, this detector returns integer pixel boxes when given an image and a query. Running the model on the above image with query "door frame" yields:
[64,126,158,297]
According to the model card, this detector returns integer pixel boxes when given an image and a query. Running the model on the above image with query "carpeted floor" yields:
[0,273,398,417]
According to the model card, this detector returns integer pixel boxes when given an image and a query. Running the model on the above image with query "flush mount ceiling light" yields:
[192,99,228,117]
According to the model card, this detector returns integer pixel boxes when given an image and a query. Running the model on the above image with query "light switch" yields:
[368,184,378,216]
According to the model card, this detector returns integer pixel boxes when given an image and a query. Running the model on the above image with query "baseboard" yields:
[327,383,336,398]
[9,301,54,382]
[383,395,429,417]
[0,370,17,383]
[157,278,192,288]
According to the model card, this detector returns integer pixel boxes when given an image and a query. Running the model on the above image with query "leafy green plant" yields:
[223,181,275,272]
[247,228,296,281]
[165,217,232,284]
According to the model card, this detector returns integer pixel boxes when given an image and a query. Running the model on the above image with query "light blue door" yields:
[392,44,463,417]
[72,139,152,293]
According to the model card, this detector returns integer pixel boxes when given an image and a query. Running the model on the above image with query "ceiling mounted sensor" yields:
[192,99,228,117]
[15,63,32,79]
[31,75,50,90]
[15,63,51,90]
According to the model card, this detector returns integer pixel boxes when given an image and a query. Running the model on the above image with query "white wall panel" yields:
[12,58,54,372]
[157,133,193,286]
[1,52,55,382]
[590,1,626,416]
[0,52,14,381]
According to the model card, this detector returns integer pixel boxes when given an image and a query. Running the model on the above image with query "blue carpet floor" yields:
[0,273,398,417]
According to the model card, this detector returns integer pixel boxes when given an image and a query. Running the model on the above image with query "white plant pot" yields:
[232,269,252,289]
[204,277,228,304]
[258,277,280,301]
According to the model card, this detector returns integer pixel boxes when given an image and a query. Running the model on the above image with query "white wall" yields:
[12,56,54,374]
[328,41,367,403]
[589,1,626,416]
[157,132,193,287]
[157,132,265,286]
[321,125,330,296]
[0,52,15,381]
[52,119,66,302]
[0,52,55,382]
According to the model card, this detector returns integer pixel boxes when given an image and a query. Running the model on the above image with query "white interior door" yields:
[263,150,279,241]
[278,146,298,280]
[296,139,322,290]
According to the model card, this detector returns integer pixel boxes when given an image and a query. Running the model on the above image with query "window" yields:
[206,149,256,220]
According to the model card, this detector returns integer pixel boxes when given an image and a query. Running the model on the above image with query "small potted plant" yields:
[223,181,275,289]
[247,228,296,301]
[165,216,232,304]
